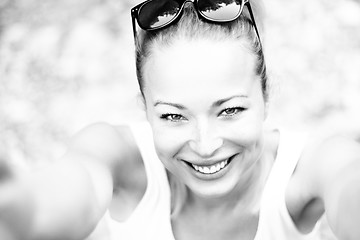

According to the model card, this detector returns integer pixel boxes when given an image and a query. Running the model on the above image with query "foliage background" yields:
[1,0,360,239]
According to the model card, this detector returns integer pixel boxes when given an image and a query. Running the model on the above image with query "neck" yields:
[202,160,266,212]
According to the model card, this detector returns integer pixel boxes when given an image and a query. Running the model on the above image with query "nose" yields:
[188,121,224,158]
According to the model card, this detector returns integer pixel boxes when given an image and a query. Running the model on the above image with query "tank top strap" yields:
[101,122,174,240]
[255,128,321,240]
[126,121,171,222]
[266,128,308,192]
[129,121,169,187]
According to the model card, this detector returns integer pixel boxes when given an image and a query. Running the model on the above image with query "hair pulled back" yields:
[135,3,268,101]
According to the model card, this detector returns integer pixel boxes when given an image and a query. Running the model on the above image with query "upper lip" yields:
[181,154,237,166]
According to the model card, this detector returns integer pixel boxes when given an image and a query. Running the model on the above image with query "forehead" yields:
[143,39,259,103]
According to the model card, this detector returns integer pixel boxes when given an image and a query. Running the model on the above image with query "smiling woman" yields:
[1,0,360,240]
[145,39,266,200]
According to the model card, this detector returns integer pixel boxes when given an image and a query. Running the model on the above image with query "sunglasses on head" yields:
[131,0,262,45]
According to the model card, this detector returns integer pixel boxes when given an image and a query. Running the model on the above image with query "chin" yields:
[186,175,241,199]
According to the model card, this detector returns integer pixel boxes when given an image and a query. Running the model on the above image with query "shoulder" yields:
[286,132,360,232]
[308,134,360,200]
[69,122,136,168]
[67,122,148,192]
[263,127,306,162]
[71,122,130,152]
[68,122,148,218]
[71,121,148,176]
[296,134,360,194]
[296,133,360,239]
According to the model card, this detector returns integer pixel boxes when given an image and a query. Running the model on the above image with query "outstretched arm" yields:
[319,137,360,240]
[0,123,130,240]
[287,134,360,239]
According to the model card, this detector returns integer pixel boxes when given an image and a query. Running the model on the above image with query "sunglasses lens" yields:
[198,0,242,21]
[138,0,181,29]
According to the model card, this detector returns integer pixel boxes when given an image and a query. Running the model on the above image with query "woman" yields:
[1,0,360,239]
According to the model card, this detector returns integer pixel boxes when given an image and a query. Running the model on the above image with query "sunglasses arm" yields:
[131,10,138,45]
[246,1,262,46]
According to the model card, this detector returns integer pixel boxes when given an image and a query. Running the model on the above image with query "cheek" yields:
[145,109,183,162]
[151,125,188,162]
[225,110,265,149]
[233,123,263,149]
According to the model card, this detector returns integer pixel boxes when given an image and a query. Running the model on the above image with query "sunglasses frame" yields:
[131,0,262,46]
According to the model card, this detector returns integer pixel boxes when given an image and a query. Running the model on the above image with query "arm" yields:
[318,137,360,240]
[286,134,360,239]
[0,123,131,240]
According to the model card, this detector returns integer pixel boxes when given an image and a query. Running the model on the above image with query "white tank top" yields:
[89,122,321,240]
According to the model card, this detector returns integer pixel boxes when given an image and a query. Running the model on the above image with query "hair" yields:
[135,4,268,101]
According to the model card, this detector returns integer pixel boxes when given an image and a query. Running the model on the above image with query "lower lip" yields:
[184,154,238,181]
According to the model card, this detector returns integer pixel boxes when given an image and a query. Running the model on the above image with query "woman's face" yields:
[143,38,267,198]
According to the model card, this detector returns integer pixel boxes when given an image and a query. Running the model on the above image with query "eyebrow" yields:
[211,95,247,107]
[154,101,186,110]
[154,95,247,109]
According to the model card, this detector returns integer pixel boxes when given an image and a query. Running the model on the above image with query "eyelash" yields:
[160,113,187,122]
[219,107,246,117]
[160,107,245,122]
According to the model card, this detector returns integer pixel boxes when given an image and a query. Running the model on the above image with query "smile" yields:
[187,155,236,175]
[192,160,228,174]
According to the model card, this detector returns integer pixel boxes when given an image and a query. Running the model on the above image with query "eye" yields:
[219,107,245,117]
[160,113,187,122]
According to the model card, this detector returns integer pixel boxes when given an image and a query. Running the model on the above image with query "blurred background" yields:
[0,0,359,238]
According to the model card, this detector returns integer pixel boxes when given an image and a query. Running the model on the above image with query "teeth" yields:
[216,164,220,172]
[191,159,230,175]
